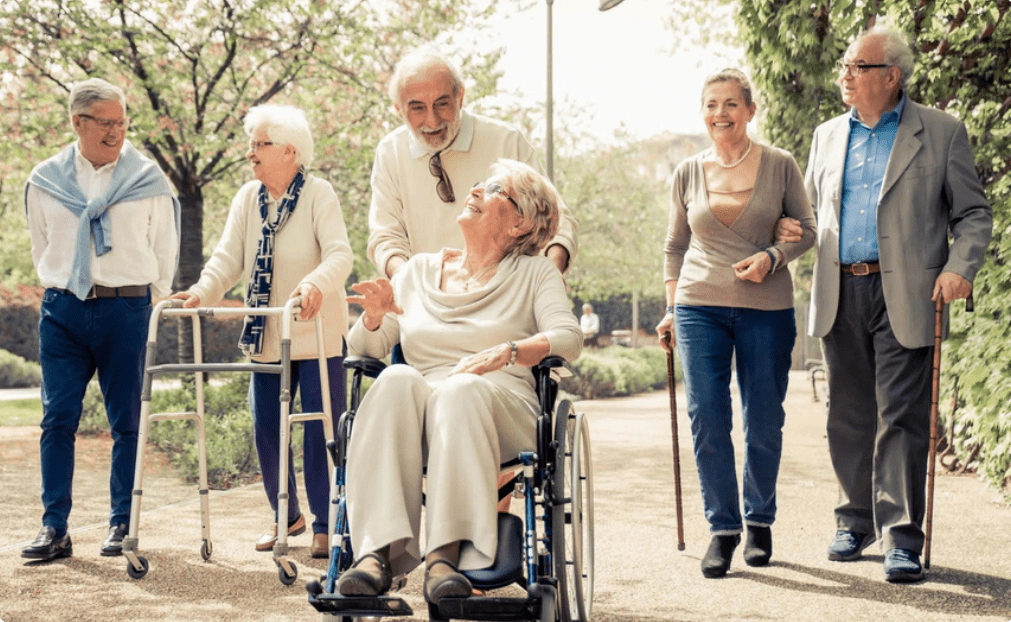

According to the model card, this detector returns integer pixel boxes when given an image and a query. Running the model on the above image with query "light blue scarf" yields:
[26,140,181,300]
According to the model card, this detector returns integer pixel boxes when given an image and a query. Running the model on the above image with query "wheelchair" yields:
[306,354,595,622]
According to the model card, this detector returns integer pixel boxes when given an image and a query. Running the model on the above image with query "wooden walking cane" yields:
[663,333,686,551]
[924,293,973,570]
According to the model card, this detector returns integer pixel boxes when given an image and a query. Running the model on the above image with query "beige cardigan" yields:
[189,175,353,362]
[664,145,816,310]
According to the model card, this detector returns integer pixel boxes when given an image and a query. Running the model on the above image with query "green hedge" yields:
[0,348,42,388]
[564,346,673,400]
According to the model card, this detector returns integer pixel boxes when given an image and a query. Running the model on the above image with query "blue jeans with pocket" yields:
[675,304,795,535]
[38,287,150,535]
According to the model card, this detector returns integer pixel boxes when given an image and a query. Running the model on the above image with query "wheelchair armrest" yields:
[343,355,386,379]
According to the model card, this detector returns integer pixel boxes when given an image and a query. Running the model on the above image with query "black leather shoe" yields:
[424,559,473,604]
[22,527,73,561]
[884,548,924,583]
[101,523,128,557]
[744,526,773,567]
[337,552,393,596]
[701,534,741,578]
[827,530,876,561]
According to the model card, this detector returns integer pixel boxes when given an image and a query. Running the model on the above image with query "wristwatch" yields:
[664,305,675,316]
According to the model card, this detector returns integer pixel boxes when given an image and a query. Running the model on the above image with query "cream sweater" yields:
[189,175,353,362]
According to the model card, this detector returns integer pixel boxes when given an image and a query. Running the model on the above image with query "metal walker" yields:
[122,296,336,586]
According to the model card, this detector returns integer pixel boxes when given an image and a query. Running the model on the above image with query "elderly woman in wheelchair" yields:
[337,159,582,606]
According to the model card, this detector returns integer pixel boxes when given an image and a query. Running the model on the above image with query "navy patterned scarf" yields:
[239,168,306,356]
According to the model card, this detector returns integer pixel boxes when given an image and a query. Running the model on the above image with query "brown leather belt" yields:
[840,262,880,276]
[53,285,149,299]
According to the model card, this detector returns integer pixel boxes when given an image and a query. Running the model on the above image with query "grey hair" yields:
[490,159,560,258]
[855,26,915,87]
[701,68,754,108]
[244,104,315,168]
[68,78,126,121]
[388,47,465,108]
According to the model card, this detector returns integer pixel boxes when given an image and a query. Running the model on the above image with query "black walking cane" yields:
[924,293,973,570]
[663,333,686,551]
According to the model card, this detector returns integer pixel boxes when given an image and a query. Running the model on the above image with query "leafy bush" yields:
[564,346,672,400]
[0,348,42,388]
[0,303,40,363]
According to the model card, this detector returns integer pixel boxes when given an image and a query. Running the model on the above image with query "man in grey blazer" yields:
[780,26,991,582]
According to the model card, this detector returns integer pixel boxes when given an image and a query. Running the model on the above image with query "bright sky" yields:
[486,0,743,142]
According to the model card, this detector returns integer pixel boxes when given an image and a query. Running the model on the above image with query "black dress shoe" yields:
[424,559,473,604]
[743,526,773,567]
[701,534,741,578]
[337,552,393,596]
[101,523,129,557]
[827,530,876,561]
[22,526,73,561]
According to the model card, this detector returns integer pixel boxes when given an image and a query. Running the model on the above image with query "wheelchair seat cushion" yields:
[461,512,524,590]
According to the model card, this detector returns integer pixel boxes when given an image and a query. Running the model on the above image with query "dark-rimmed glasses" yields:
[79,114,130,131]
[429,151,455,203]
[248,140,275,151]
[472,181,519,209]
[836,61,889,78]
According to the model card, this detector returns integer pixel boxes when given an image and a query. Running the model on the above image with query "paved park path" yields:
[1,370,1009,621]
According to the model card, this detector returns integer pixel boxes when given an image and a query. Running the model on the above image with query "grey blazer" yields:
[806,100,992,349]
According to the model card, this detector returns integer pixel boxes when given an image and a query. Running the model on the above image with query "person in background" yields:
[172,104,353,559]
[23,78,179,562]
[655,69,815,578]
[777,26,992,583]
[580,303,600,348]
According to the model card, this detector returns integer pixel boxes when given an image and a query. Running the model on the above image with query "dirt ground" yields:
[2,372,1011,621]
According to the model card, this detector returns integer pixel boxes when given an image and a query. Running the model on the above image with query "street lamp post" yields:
[545,0,628,181]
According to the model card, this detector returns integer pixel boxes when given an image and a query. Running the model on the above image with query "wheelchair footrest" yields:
[431,596,541,621]
[307,593,412,617]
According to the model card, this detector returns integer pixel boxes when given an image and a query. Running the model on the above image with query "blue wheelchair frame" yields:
[306,354,593,622]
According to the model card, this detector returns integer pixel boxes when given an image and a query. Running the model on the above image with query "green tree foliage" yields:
[1,0,500,358]
[724,0,1011,496]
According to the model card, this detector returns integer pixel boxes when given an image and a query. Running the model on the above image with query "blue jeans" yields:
[38,288,151,535]
[675,305,795,534]
[249,354,346,535]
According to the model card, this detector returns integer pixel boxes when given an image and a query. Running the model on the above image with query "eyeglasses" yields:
[79,114,130,130]
[248,140,275,151]
[429,151,455,203]
[472,181,519,209]
[836,61,890,78]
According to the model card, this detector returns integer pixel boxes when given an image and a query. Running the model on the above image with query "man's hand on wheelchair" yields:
[450,343,512,376]
[347,278,403,331]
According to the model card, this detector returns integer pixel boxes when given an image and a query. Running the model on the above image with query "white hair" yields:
[388,47,465,108]
[855,25,915,88]
[68,78,126,121]
[243,104,315,168]
[489,159,560,258]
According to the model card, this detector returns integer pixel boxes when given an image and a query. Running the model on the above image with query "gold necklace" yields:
[461,262,498,291]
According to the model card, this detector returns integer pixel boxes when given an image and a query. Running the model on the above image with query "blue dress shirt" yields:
[839,95,907,264]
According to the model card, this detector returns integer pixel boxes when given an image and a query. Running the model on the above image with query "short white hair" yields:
[489,159,560,258]
[388,47,465,108]
[244,104,315,168]
[855,26,915,88]
[68,78,126,122]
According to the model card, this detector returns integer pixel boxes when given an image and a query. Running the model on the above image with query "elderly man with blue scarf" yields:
[22,78,180,562]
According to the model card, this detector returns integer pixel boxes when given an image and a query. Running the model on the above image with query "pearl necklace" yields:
[713,139,753,169]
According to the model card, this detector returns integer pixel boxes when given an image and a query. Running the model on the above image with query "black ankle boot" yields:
[701,534,741,578]
[744,526,772,567]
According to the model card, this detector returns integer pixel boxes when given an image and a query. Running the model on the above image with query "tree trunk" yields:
[174,183,205,365]
[631,289,640,348]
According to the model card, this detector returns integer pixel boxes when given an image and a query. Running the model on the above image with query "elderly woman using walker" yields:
[172,104,353,558]
[655,69,816,578]
[335,159,582,605]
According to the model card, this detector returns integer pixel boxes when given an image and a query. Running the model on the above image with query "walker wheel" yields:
[200,540,212,561]
[279,561,298,585]
[126,556,149,579]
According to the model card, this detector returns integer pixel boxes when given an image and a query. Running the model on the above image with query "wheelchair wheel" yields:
[552,402,594,622]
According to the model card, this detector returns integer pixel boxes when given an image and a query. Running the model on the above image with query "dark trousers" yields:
[823,273,932,553]
[249,355,346,535]
[38,288,150,535]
